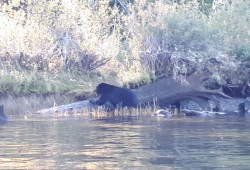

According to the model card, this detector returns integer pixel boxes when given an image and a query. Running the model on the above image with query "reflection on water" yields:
[1,115,250,169]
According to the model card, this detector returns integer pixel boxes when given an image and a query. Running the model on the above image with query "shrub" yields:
[123,1,244,83]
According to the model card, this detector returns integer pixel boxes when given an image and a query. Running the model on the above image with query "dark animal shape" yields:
[91,83,138,109]
[0,105,8,124]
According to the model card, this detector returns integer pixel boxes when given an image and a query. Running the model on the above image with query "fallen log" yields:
[134,72,231,110]
[36,100,95,115]
[182,109,226,117]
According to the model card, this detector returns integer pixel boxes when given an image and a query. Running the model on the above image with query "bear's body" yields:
[92,83,138,108]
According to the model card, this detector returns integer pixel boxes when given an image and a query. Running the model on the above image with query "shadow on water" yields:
[1,114,250,169]
[0,105,8,125]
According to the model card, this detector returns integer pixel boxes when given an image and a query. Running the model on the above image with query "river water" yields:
[1,114,250,170]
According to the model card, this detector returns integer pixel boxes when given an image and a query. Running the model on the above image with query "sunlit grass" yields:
[0,67,119,96]
[17,104,161,120]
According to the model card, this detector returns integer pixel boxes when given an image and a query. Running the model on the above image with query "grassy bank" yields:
[0,69,120,115]
[0,69,118,96]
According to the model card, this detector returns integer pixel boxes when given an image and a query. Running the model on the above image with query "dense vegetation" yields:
[0,0,249,96]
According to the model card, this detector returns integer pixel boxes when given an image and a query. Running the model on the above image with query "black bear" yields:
[91,83,138,109]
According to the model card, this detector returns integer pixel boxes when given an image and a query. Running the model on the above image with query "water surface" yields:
[1,115,250,169]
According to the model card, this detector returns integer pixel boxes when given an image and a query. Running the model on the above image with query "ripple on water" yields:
[0,115,250,169]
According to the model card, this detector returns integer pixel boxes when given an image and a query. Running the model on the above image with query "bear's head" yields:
[95,83,114,94]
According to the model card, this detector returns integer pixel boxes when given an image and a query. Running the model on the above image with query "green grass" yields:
[0,69,115,96]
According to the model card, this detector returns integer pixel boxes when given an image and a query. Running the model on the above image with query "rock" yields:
[180,99,203,111]
[180,97,249,115]
[244,97,250,113]
[217,98,245,114]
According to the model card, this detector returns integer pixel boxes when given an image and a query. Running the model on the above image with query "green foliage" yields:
[208,0,250,82]
[0,70,95,95]
[129,0,249,82]
[210,0,250,55]
[137,3,218,77]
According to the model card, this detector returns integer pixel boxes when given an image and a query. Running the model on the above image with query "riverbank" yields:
[0,1,249,117]
[0,70,119,115]
[1,70,250,117]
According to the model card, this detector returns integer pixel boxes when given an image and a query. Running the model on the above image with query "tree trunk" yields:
[134,72,231,109]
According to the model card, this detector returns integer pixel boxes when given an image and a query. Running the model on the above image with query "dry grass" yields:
[44,105,158,119]
[0,93,159,119]
[26,105,159,120]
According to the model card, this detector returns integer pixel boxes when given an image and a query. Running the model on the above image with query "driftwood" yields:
[182,109,226,117]
[152,109,226,118]
[36,100,94,115]
[134,72,231,110]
